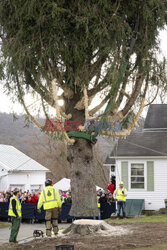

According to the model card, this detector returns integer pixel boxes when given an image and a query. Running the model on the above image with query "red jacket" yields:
[26,195,39,204]
[107,184,115,194]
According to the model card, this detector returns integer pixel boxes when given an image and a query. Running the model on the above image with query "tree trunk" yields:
[67,138,98,217]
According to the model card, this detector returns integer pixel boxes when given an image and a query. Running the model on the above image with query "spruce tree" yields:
[0,0,167,216]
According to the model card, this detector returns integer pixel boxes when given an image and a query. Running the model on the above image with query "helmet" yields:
[119,181,124,185]
[45,179,53,186]
[13,188,20,195]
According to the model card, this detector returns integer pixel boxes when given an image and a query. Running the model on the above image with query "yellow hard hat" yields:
[119,181,124,185]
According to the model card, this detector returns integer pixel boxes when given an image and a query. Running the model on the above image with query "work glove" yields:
[37,209,41,214]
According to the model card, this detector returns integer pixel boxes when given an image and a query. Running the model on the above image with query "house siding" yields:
[7,171,46,191]
[0,175,8,191]
[116,159,167,210]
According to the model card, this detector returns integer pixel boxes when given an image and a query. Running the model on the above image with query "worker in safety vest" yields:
[8,188,22,244]
[113,181,127,219]
[37,179,62,237]
[93,190,101,220]
[97,194,101,220]
[61,193,67,204]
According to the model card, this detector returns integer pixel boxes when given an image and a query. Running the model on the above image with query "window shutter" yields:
[121,161,128,190]
[147,161,154,191]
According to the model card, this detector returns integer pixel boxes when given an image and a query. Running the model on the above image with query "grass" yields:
[136,244,167,250]
[105,215,167,224]
[0,245,15,250]
[0,222,10,229]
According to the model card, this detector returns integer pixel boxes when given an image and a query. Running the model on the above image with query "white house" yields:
[106,104,167,211]
[0,144,49,192]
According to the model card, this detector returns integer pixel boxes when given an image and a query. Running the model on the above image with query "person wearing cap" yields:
[37,179,62,237]
[8,188,22,244]
[113,181,127,219]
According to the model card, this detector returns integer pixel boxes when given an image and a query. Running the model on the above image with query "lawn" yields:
[136,244,167,250]
[0,246,14,250]
[105,215,167,224]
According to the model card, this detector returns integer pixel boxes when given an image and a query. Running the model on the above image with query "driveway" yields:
[0,222,69,246]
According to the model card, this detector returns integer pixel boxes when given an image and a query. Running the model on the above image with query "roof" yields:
[0,144,49,172]
[104,156,116,165]
[108,104,167,158]
[111,131,167,157]
[144,104,167,129]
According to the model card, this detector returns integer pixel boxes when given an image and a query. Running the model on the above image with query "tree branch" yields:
[24,69,54,107]
[16,76,43,129]
[88,55,108,81]
[121,72,145,116]
[89,94,110,116]
[83,85,90,119]
[144,85,159,107]
[101,97,145,137]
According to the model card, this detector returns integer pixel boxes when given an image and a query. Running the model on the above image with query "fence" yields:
[0,202,116,221]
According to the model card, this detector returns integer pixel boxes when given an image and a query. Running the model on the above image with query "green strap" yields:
[67,131,97,143]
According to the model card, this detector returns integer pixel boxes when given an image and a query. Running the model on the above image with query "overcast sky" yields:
[0,28,167,117]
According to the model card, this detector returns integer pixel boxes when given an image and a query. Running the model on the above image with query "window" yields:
[111,165,115,172]
[10,185,25,191]
[30,185,42,192]
[131,163,144,189]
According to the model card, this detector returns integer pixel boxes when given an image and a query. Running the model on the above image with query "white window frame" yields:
[30,184,42,192]
[10,184,25,191]
[128,161,147,191]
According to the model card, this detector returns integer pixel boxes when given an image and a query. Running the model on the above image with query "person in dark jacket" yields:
[99,191,108,219]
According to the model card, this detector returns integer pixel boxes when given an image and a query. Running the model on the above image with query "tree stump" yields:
[62,219,128,236]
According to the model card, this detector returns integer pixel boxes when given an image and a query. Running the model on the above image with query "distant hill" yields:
[0,113,111,187]
[0,113,70,183]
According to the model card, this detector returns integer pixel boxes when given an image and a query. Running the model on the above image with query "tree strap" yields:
[67,131,97,144]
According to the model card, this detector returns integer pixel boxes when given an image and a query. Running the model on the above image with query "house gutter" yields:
[109,156,167,159]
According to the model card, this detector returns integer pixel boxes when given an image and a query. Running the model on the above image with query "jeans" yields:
[117,201,126,218]
[93,208,101,220]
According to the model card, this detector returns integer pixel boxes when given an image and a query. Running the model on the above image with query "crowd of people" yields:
[0,188,72,205]
[0,189,41,204]
[0,180,115,205]
[97,181,115,206]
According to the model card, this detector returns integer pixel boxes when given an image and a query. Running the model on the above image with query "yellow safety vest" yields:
[115,187,126,201]
[38,186,62,210]
[8,196,22,217]
[97,196,101,208]
[62,197,66,204]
